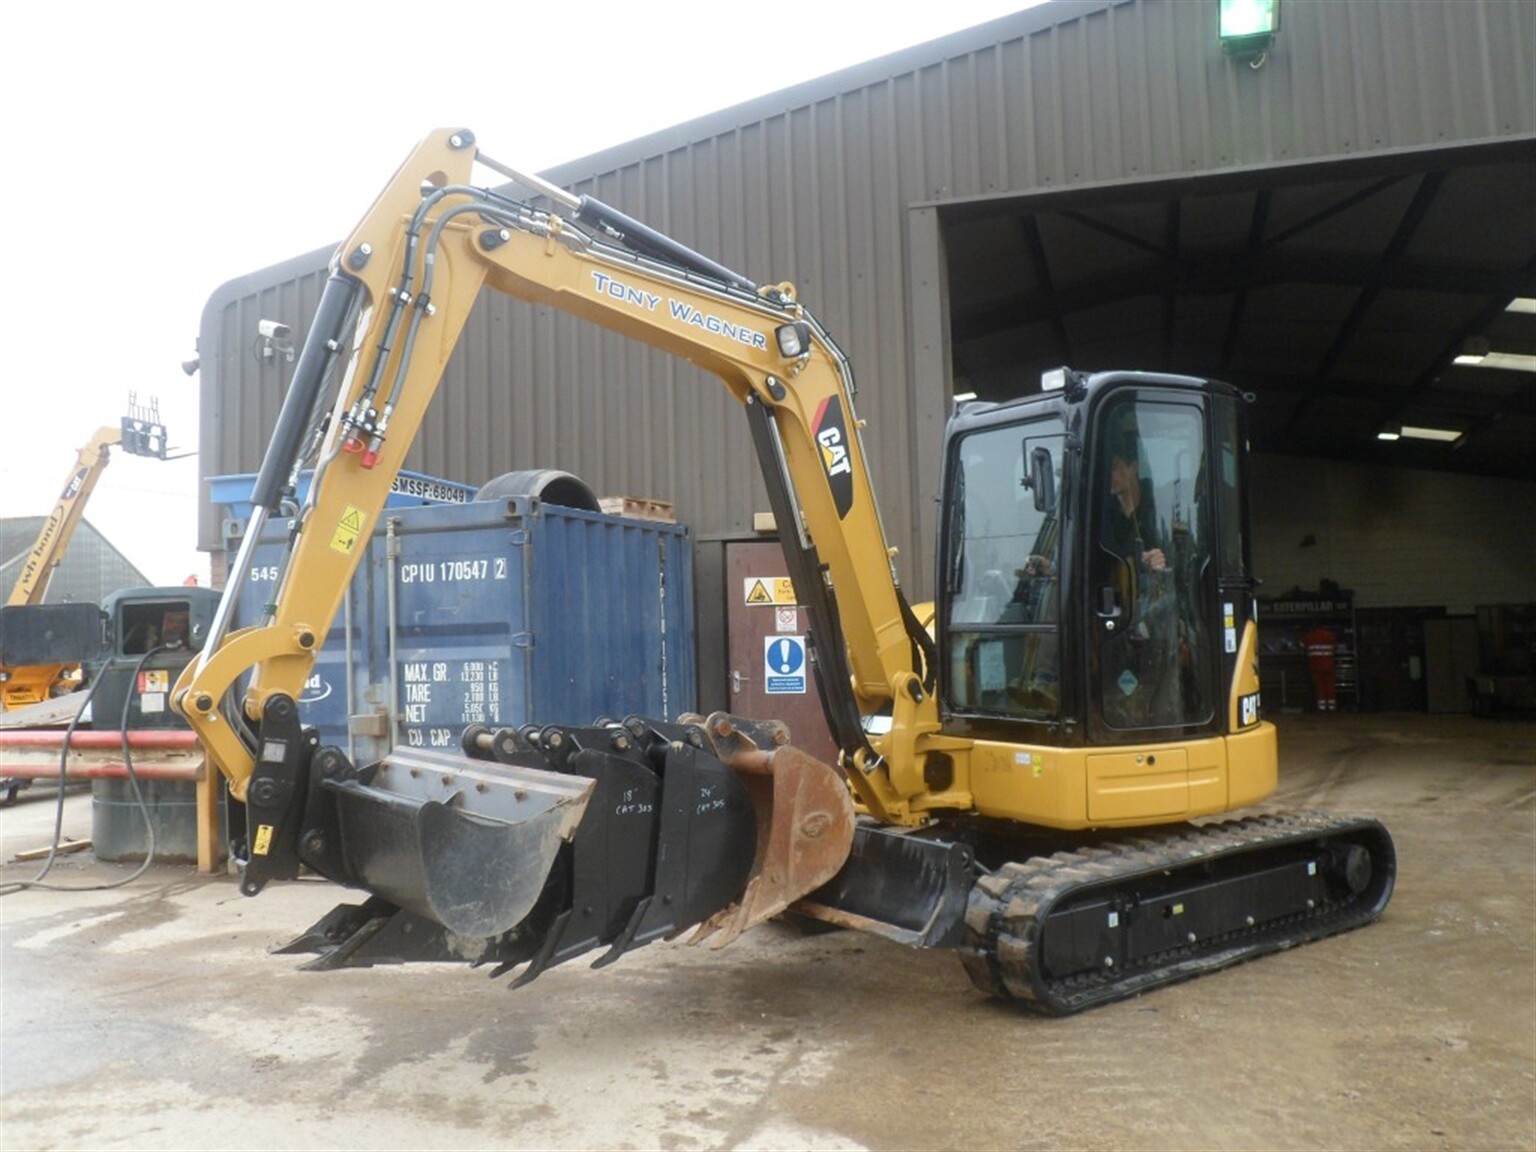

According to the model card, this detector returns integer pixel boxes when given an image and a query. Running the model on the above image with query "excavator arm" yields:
[176,129,942,822]
[171,128,960,971]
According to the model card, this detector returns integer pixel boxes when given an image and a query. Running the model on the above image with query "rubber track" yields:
[960,811,1393,1015]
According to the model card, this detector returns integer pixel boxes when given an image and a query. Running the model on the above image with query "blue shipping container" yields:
[221,492,695,764]
[210,469,476,526]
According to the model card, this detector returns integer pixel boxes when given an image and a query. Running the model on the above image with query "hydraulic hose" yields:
[0,643,172,895]
[250,273,362,513]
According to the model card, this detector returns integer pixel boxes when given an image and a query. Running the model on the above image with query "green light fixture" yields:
[1219,0,1280,62]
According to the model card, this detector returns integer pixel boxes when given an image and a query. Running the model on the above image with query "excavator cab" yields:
[938,371,1255,750]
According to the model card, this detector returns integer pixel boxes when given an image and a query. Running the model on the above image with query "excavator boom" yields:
[6,426,119,610]
[174,130,876,979]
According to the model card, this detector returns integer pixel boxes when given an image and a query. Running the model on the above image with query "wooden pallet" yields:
[598,496,676,523]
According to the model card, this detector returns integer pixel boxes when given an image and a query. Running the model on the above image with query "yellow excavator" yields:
[1,399,169,712]
[173,129,1394,1012]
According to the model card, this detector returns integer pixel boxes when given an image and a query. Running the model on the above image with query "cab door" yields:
[1088,393,1219,740]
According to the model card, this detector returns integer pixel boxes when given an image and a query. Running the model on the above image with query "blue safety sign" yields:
[764,635,807,694]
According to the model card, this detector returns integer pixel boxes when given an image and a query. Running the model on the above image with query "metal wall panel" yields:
[0,519,151,606]
[1249,454,1536,615]
[197,0,1535,604]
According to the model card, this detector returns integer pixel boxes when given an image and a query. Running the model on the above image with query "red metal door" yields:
[724,541,839,765]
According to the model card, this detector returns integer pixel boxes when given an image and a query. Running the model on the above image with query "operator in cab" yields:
[1098,425,1181,729]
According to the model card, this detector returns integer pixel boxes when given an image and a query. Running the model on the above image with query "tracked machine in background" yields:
[1,397,170,712]
[174,130,1394,1013]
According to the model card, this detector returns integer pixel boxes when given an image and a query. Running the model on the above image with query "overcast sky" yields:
[0,0,1036,587]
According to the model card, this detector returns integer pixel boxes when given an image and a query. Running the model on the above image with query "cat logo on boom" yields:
[812,395,855,519]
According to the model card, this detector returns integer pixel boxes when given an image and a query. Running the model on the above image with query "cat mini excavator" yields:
[173,129,1394,1013]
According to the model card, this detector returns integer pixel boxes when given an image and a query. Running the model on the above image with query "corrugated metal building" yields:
[195,0,1535,712]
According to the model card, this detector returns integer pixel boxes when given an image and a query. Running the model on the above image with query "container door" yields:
[724,540,838,765]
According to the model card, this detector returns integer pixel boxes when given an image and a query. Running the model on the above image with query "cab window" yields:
[943,418,1064,720]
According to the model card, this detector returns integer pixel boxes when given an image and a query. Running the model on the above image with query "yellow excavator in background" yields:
[173,130,1394,1012]
[0,398,170,712]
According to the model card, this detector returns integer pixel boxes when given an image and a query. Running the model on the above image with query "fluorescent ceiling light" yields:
[1398,425,1463,443]
[1507,297,1536,314]
[1451,336,1535,372]
[1378,421,1464,443]
[1478,351,1536,372]
[1455,336,1489,365]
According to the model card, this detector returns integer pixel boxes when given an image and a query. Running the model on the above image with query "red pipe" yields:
[0,730,199,749]
[0,761,203,781]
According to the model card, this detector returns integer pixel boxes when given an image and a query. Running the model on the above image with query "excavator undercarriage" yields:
[958,810,1395,1013]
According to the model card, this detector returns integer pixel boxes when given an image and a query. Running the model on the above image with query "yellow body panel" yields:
[960,723,1273,830]
[0,663,76,711]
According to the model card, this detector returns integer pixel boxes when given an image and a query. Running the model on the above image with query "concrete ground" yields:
[1,712,1532,1152]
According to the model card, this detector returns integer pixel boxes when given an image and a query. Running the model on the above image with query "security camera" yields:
[258,319,291,340]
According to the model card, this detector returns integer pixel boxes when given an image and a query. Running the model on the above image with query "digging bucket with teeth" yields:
[279,711,855,977]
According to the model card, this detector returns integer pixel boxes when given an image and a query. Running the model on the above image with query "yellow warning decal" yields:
[330,505,367,555]
[743,576,798,605]
[253,824,274,856]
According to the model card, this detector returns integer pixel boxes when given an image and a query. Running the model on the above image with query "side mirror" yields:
[1028,445,1057,513]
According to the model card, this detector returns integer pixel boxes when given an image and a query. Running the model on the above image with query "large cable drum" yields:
[474,469,601,512]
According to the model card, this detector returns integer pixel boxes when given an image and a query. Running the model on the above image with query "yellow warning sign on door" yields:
[743,576,798,606]
[331,505,367,555]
